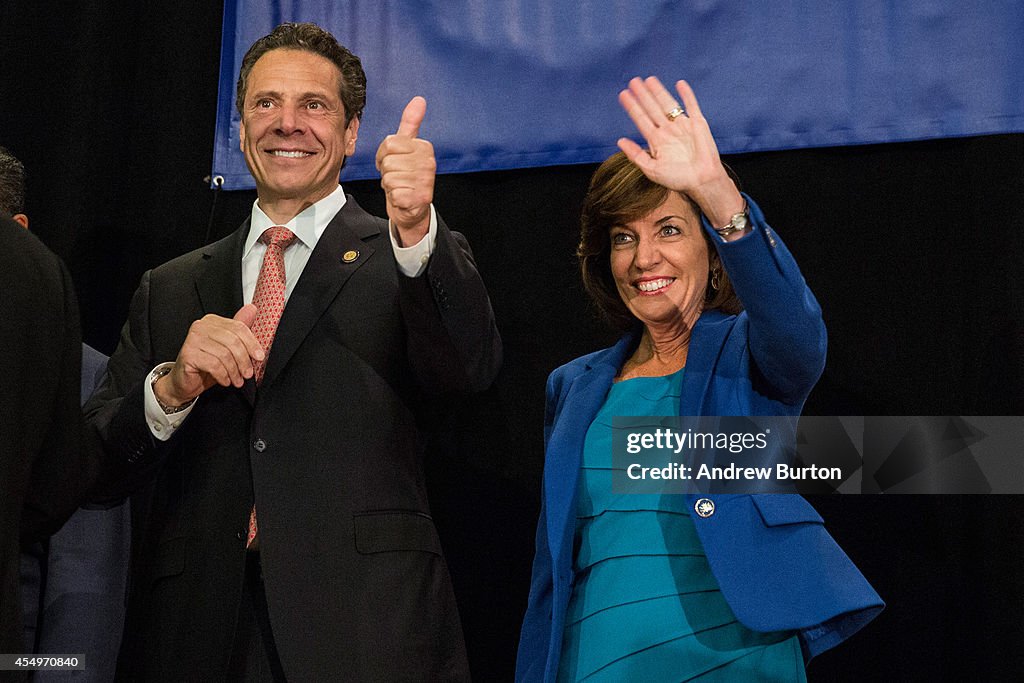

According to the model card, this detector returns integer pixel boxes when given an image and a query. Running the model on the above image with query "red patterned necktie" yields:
[248,225,297,548]
[250,226,297,385]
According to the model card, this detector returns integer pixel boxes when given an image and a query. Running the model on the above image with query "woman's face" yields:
[609,192,711,330]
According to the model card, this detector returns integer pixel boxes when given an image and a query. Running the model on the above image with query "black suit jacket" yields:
[85,198,501,681]
[0,215,93,667]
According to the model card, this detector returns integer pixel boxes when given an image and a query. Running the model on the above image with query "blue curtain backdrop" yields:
[212,0,1024,189]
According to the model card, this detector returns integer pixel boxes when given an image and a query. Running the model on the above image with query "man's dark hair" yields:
[0,145,26,216]
[235,22,366,124]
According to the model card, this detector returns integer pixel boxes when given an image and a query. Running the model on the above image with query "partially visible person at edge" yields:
[515,77,883,682]
[0,143,126,682]
[0,214,100,674]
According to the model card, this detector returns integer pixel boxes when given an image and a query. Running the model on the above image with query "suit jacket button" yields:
[694,498,715,517]
[253,438,267,452]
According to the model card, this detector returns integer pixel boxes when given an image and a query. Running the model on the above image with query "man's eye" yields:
[307,102,322,110]
[257,99,273,108]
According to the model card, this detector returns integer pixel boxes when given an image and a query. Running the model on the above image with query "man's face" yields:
[239,48,359,208]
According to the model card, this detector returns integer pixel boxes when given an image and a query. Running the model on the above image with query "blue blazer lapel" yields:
[678,310,731,417]
[543,312,733,565]
[544,335,635,567]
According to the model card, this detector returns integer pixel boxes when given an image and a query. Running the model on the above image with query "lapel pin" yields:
[342,250,360,263]
[694,498,715,518]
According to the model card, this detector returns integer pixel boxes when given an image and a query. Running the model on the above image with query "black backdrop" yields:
[3,2,1024,680]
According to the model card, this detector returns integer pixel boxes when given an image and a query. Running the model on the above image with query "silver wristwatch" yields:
[150,365,195,415]
[714,204,749,238]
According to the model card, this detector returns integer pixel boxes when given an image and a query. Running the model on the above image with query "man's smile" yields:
[266,149,314,158]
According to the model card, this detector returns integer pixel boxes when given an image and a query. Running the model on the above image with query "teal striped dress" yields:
[557,370,806,682]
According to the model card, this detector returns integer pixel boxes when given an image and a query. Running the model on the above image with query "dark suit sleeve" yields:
[84,270,173,504]
[397,213,502,394]
[9,232,95,542]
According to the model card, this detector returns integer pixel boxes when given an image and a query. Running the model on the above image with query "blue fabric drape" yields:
[212,1,1024,189]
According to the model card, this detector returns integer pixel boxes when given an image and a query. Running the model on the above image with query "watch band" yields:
[150,366,195,415]
[714,202,749,238]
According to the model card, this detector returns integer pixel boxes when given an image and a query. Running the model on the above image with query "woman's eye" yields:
[611,233,633,245]
[660,224,681,236]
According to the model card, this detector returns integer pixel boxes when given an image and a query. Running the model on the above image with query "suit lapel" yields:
[193,222,251,401]
[260,197,380,389]
[194,222,247,317]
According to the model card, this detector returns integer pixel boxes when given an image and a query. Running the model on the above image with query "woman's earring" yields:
[710,267,721,291]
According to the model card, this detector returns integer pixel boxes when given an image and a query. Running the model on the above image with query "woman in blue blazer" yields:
[515,78,883,682]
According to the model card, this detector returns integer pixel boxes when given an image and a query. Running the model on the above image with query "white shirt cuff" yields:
[144,362,195,441]
[390,205,437,278]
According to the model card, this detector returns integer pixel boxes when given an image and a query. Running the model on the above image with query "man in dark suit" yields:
[2,143,128,682]
[0,213,92,665]
[85,23,501,681]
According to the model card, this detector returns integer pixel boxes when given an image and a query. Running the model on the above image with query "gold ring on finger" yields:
[666,106,686,121]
